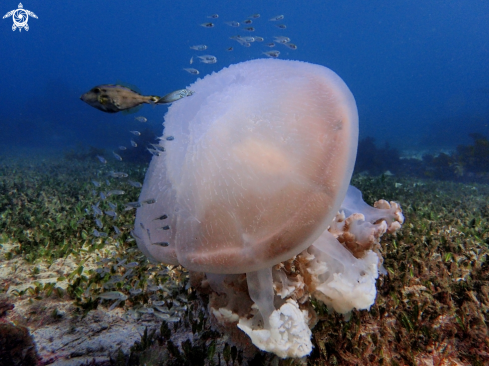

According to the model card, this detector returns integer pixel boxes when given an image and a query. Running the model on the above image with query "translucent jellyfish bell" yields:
[134,59,358,274]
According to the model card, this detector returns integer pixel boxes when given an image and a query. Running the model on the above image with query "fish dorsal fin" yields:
[115,80,142,95]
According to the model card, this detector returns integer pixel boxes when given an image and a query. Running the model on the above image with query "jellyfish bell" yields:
[134,58,359,274]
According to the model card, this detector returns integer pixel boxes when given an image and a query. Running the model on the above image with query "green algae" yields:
[0,153,488,365]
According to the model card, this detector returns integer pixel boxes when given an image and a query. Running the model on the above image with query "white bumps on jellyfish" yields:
[135,59,359,274]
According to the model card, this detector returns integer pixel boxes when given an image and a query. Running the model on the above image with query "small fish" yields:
[124,262,139,268]
[225,21,240,27]
[80,85,161,114]
[243,27,255,32]
[105,210,117,218]
[113,225,121,235]
[241,36,255,42]
[153,214,168,221]
[109,299,121,311]
[274,36,290,44]
[243,19,252,25]
[142,198,156,204]
[275,24,287,29]
[284,43,297,50]
[124,201,141,210]
[96,155,107,164]
[254,36,264,42]
[269,15,284,21]
[95,218,103,229]
[108,171,128,178]
[183,68,200,75]
[92,180,101,187]
[152,241,169,247]
[118,146,127,150]
[93,229,108,238]
[105,179,110,186]
[100,191,107,200]
[190,45,207,51]
[166,136,175,141]
[227,47,233,51]
[112,151,123,161]
[135,116,147,123]
[201,22,214,28]
[250,13,260,18]
[266,42,275,47]
[107,189,125,196]
[165,317,180,323]
[158,89,194,104]
[130,131,141,136]
[108,202,117,210]
[197,55,217,64]
[207,14,219,19]
[91,205,103,216]
[263,50,280,58]
[130,230,141,240]
[149,143,165,152]
[98,291,128,301]
[190,56,193,64]
[154,312,170,320]
[130,140,137,147]
[147,148,161,156]
[129,288,142,296]
[161,225,170,231]
[127,180,142,188]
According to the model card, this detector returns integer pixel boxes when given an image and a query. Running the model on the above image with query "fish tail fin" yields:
[149,96,163,105]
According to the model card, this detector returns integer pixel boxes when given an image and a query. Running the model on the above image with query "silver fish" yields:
[113,225,121,235]
[91,180,101,187]
[207,14,218,19]
[130,140,137,147]
[135,116,147,122]
[113,151,122,161]
[124,201,141,210]
[142,198,156,204]
[201,22,214,28]
[250,13,260,18]
[152,241,169,247]
[130,131,141,136]
[197,55,217,64]
[154,312,170,320]
[98,291,128,301]
[263,50,280,58]
[129,288,142,296]
[158,89,194,104]
[95,218,103,229]
[275,24,287,29]
[80,85,161,114]
[183,68,200,75]
[243,19,252,25]
[269,15,284,21]
[105,210,117,218]
[107,190,125,196]
[190,45,207,51]
[166,136,174,141]
[108,171,128,178]
[118,146,127,150]
[91,205,103,216]
[147,148,161,156]
[99,192,107,200]
[254,36,264,42]
[153,214,168,220]
[284,43,297,50]
[274,36,290,44]
[225,21,240,27]
[128,180,142,188]
[96,155,107,164]
[266,42,276,47]
[108,202,117,210]
[149,143,165,152]
[243,27,255,32]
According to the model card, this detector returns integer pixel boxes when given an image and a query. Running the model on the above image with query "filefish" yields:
[80,85,161,114]
[80,85,191,113]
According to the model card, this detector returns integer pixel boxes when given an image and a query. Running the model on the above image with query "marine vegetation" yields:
[0,151,488,365]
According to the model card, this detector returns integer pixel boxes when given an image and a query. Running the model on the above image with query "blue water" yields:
[1,0,488,152]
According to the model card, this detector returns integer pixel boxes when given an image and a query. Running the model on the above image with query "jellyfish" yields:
[134,59,404,358]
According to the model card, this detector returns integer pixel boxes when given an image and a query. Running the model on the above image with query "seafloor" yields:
[0,149,487,366]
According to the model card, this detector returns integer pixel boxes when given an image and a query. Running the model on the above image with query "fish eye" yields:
[92,87,101,93]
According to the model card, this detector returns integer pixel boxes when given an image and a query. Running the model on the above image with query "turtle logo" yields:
[3,3,37,32]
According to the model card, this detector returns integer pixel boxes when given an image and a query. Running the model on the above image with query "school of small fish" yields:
[185,12,297,77]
